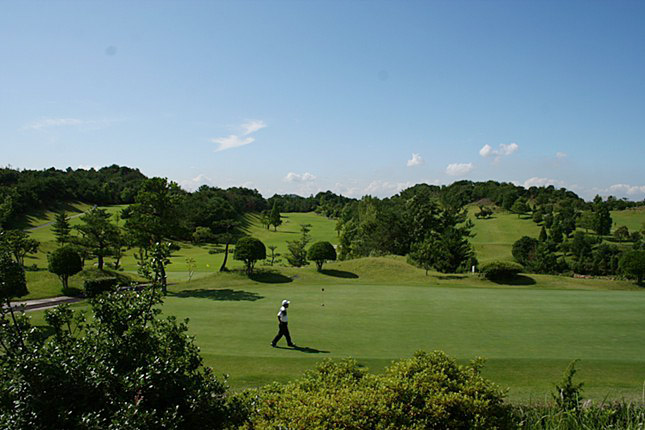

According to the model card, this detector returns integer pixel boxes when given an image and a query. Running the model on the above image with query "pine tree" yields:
[270,202,282,231]
[52,211,72,244]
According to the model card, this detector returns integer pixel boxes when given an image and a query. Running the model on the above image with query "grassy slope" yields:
[612,207,645,233]
[468,206,541,264]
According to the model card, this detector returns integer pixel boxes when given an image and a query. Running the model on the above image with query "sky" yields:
[1,0,644,201]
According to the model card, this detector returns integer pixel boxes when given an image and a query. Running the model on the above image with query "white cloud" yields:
[608,184,645,196]
[364,180,415,196]
[479,142,519,159]
[211,135,255,152]
[284,172,317,182]
[241,119,267,135]
[556,152,567,159]
[523,177,566,188]
[445,163,474,176]
[479,144,493,157]
[25,118,83,129]
[407,153,424,167]
[22,117,120,131]
[179,174,215,191]
[211,119,266,152]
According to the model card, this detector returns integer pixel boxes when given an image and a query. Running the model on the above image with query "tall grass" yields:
[512,402,645,429]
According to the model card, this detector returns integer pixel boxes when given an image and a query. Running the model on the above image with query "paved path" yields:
[26,205,97,231]
[7,296,83,312]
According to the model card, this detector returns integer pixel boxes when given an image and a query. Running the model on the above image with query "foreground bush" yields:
[0,289,240,429]
[239,351,512,429]
[481,260,524,280]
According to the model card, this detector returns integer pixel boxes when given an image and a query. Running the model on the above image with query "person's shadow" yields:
[273,345,330,354]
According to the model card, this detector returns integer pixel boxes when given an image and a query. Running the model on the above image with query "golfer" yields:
[271,299,295,347]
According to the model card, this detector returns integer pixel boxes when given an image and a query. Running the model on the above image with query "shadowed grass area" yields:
[319,269,359,279]
[171,288,264,301]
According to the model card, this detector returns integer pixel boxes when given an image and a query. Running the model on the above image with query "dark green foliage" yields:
[76,207,119,270]
[613,225,629,242]
[286,224,311,267]
[240,351,511,429]
[511,197,529,217]
[592,204,612,236]
[0,290,235,429]
[532,208,543,223]
[407,238,435,275]
[52,211,72,244]
[552,360,584,412]
[481,260,524,280]
[307,241,336,271]
[269,202,282,231]
[234,237,266,275]
[619,250,645,285]
[539,225,548,242]
[192,226,215,244]
[512,236,539,266]
[0,165,147,227]
[83,277,118,298]
[1,230,39,267]
[0,250,28,300]
[48,246,83,289]
[475,205,493,219]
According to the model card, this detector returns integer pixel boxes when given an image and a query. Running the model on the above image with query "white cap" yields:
[281,299,290,306]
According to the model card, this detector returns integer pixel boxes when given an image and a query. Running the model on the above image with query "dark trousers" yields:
[272,322,293,346]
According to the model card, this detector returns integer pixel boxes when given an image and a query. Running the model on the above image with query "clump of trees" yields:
[338,186,476,274]
[0,288,242,429]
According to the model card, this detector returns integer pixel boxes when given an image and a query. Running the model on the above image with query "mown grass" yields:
[156,265,645,401]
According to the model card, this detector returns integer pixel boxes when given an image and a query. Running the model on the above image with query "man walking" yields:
[271,299,295,347]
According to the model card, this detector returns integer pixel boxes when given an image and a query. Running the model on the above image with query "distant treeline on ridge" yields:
[1,165,643,229]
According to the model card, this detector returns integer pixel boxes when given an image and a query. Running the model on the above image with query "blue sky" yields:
[1,0,643,200]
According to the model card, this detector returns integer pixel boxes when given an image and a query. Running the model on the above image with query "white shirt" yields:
[278,306,288,322]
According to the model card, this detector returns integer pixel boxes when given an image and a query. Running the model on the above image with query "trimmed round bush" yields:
[48,246,83,289]
[234,237,266,275]
[481,260,524,280]
[307,241,336,271]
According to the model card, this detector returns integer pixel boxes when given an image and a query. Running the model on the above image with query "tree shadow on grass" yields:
[171,288,264,301]
[273,345,330,354]
[436,274,467,280]
[488,274,536,286]
[250,271,293,284]
[62,287,83,297]
[319,269,359,279]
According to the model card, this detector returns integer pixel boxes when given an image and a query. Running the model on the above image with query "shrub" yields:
[307,241,336,271]
[512,236,539,266]
[240,351,511,429]
[481,260,524,280]
[83,277,118,297]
